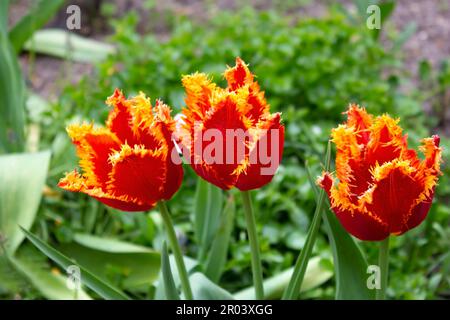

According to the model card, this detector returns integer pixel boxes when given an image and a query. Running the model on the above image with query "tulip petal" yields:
[224,57,254,91]
[58,171,154,211]
[107,145,167,206]
[365,115,407,167]
[318,172,388,241]
[235,113,284,191]
[345,104,372,145]
[106,89,139,145]
[67,124,121,188]
[366,160,424,235]
[194,96,250,189]
[182,73,218,122]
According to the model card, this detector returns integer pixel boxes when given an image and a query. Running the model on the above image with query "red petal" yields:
[333,206,389,241]
[107,146,167,205]
[67,124,121,188]
[406,188,434,231]
[345,104,372,145]
[366,162,424,234]
[236,114,284,191]
[58,171,154,212]
[317,172,388,241]
[224,57,254,91]
[193,96,250,190]
[106,89,139,145]
[93,197,155,212]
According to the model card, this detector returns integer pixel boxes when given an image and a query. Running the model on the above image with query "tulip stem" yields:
[376,236,390,300]
[241,191,264,300]
[159,201,193,300]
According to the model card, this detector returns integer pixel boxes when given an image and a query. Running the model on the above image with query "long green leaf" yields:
[190,272,234,300]
[204,195,235,283]
[282,141,331,300]
[233,257,332,300]
[9,0,65,52]
[194,177,223,262]
[305,160,374,300]
[10,245,92,300]
[154,255,198,299]
[0,32,26,153]
[0,0,9,35]
[58,233,160,289]
[21,228,130,300]
[161,242,180,300]
[0,151,50,254]
[23,29,115,63]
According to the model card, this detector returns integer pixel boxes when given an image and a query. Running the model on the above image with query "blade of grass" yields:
[282,140,331,300]
[204,195,235,283]
[194,177,223,262]
[161,242,180,300]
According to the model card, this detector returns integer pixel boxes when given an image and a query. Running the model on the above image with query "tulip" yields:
[318,104,442,300]
[58,89,183,212]
[318,105,442,241]
[179,58,285,299]
[178,57,284,191]
[59,89,193,299]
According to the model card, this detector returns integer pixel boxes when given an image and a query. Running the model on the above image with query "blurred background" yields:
[0,0,449,300]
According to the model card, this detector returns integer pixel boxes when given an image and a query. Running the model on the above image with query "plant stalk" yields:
[376,236,390,300]
[159,201,193,300]
[241,190,264,300]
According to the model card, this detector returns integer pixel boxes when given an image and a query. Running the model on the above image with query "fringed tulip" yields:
[59,89,183,212]
[318,105,442,241]
[178,57,284,191]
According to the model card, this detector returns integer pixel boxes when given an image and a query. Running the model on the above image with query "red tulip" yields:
[178,57,284,190]
[318,105,442,241]
[59,89,183,212]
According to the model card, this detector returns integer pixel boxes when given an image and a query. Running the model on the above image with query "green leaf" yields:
[9,245,92,300]
[9,0,65,52]
[204,195,235,283]
[373,1,396,39]
[233,257,332,300]
[161,242,180,300]
[57,233,160,289]
[305,161,374,300]
[0,151,51,254]
[0,32,26,153]
[190,272,234,300]
[21,228,130,300]
[154,255,198,299]
[194,177,223,261]
[0,0,9,35]
[23,29,115,63]
[393,22,417,51]
[282,141,331,300]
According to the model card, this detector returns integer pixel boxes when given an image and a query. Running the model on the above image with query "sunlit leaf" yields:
[0,151,50,254]
[21,228,130,300]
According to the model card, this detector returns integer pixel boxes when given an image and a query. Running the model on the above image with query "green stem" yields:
[282,187,326,300]
[241,191,264,300]
[159,201,193,300]
[376,237,390,300]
